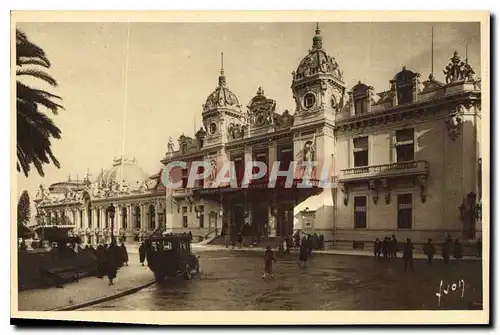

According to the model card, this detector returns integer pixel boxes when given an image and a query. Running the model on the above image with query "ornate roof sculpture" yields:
[292,24,343,83]
[443,50,476,84]
[34,157,158,208]
[178,134,199,154]
[247,86,277,128]
[202,67,241,114]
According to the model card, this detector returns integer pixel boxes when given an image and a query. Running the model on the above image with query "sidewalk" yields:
[18,259,155,311]
[191,243,482,261]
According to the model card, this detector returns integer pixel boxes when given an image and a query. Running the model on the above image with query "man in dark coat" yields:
[423,238,436,265]
[105,244,118,285]
[139,242,146,266]
[403,238,415,272]
[299,236,308,267]
[374,238,382,260]
[391,235,398,258]
[120,242,129,266]
[263,246,276,280]
[307,234,313,255]
[442,239,451,264]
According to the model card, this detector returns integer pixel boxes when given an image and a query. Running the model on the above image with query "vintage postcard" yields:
[11,11,490,325]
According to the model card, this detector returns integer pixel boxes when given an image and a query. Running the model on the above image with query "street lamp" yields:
[107,204,116,244]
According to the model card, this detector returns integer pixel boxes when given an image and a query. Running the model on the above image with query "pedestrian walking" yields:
[403,238,415,272]
[298,236,308,268]
[307,234,313,256]
[374,238,382,260]
[442,239,451,265]
[120,241,129,266]
[294,230,301,249]
[237,231,243,248]
[423,238,436,265]
[105,243,118,285]
[391,234,398,258]
[453,239,463,261]
[319,234,325,250]
[263,246,276,280]
[382,237,389,259]
[284,236,292,255]
[139,241,146,266]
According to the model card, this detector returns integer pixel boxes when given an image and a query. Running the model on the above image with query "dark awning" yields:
[18,224,36,239]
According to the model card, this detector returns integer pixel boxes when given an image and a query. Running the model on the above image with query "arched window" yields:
[87,203,92,228]
[122,207,127,229]
[149,205,156,229]
[97,208,101,228]
[135,206,141,229]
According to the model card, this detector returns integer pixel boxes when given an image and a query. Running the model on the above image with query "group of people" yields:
[93,240,129,285]
[373,235,399,259]
[373,234,476,272]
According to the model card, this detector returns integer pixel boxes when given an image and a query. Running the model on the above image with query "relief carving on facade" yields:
[368,180,379,205]
[381,178,390,205]
[340,183,348,206]
[273,110,294,129]
[417,175,428,203]
[446,106,463,140]
[227,122,245,140]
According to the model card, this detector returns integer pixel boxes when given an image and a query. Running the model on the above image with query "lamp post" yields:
[107,204,116,244]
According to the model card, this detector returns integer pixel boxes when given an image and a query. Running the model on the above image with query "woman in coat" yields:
[139,242,146,266]
[263,246,276,280]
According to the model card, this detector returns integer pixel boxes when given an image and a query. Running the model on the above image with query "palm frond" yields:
[17,69,58,86]
[17,81,63,114]
[16,28,51,68]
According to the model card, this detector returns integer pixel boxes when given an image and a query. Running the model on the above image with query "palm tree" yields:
[16,28,64,177]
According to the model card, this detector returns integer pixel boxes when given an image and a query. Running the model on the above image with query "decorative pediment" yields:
[247,87,276,128]
[227,122,246,140]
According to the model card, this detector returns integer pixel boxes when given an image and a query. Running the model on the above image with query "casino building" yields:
[34,25,483,248]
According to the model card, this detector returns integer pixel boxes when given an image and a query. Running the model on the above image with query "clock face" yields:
[209,123,217,134]
[304,93,316,109]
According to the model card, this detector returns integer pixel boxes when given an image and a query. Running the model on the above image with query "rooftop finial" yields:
[218,52,227,86]
[312,23,323,49]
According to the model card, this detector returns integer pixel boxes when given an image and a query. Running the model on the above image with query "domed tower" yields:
[291,24,346,125]
[201,53,244,148]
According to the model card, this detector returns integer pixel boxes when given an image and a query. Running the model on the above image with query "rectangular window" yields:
[397,194,413,229]
[355,100,366,115]
[199,206,205,228]
[353,136,369,167]
[395,129,415,162]
[253,151,268,183]
[181,168,189,188]
[182,216,188,228]
[233,156,244,186]
[354,196,367,228]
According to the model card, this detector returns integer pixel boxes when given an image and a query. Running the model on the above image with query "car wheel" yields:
[184,264,192,280]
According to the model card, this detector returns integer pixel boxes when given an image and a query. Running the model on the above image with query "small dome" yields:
[293,24,343,82]
[96,157,149,187]
[203,69,240,113]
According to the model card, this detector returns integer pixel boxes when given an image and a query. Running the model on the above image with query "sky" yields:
[15,21,481,214]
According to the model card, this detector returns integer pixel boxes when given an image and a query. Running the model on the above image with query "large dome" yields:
[96,157,149,188]
[293,25,343,82]
[202,69,240,113]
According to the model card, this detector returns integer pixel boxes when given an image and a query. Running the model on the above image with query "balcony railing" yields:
[339,160,429,182]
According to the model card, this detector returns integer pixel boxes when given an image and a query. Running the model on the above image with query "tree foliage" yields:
[16,28,64,177]
[17,190,31,226]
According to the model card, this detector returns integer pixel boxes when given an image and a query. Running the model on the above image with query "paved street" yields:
[82,250,483,311]
[18,261,155,311]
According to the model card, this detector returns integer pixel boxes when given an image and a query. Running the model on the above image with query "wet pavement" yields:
[82,250,483,311]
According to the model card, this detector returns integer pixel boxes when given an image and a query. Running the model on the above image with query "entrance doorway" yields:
[278,203,294,237]
[252,202,268,238]
[231,204,245,235]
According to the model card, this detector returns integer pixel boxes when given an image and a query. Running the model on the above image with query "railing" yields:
[339,160,429,181]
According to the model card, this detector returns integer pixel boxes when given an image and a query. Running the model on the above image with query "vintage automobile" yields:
[145,233,200,282]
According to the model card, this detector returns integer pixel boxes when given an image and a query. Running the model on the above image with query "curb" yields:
[192,245,482,261]
[50,279,157,311]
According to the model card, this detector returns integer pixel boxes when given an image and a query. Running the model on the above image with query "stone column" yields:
[115,204,121,234]
[268,205,277,237]
[165,195,174,233]
[140,203,146,231]
[155,202,160,230]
